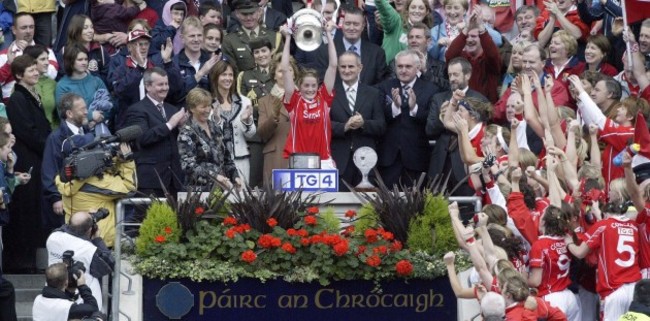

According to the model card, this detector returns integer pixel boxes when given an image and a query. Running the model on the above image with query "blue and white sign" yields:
[272,169,339,192]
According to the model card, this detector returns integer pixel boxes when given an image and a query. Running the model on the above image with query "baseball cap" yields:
[127,30,152,43]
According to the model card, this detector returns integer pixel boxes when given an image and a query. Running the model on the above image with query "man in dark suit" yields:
[376,50,438,188]
[227,0,287,32]
[124,67,187,198]
[314,6,388,86]
[426,57,488,196]
[222,0,281,72]
[331,52,386,191]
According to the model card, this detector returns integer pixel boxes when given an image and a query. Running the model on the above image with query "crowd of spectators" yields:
[0,0,649,320]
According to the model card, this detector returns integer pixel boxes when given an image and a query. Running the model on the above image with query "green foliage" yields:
[406,194,453,256]
[135,202,180,256]
[319,207,340,234]
[353,203,379,236]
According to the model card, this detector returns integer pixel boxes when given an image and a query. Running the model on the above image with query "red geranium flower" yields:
[382,231,394,241]
[241,250,257,264]
[307,206,319,214]
[287,228,298,236]
[225,228,236,239]
[223,216,238,226]
[300,238,310,246]
[391,240,403,252]
[297,229,309,237]
[164,226,172,235]
[357,245,367,256]
[333,240,349,256]
[364,229,378,243]
[365,255,381,267]
[345,210,356,218]
[304,215,317,226]
[154,235,166,243]
[194,207,205,216]
[267,218,278,228]
[281,242,296,254]
[271,237,282,247]
[373,245,388,255]
[396,260,413,276]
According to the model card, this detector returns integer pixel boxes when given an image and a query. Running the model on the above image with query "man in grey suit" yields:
[330,52,386,191]
[426,57,488,197]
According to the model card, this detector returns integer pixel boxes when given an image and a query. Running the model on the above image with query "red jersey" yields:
[469,123,485,158]
[634,204,650,269]
[283,86,334,161]
[599,118,634,195]
[585,216,641,298]
[505,297,568,321]
[529,236,572,296]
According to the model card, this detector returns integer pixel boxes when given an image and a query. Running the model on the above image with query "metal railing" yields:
[109,194,482,321]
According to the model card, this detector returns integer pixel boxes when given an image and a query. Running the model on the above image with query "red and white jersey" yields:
[283,86,334,161]
[529,235,572,297]
[599,118,634,195]
[468,123,485,158]
[586,216,641,298]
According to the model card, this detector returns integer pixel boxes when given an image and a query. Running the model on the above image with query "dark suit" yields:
[330,82,386,191]
[226,7,287,32]
[376,77,438,188]
[314,33,389,86]
[425,89,488,196]
[124,97,182,195]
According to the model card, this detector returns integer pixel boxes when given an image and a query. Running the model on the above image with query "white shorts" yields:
[544,289,581,321]
[601,282,636,321]
[642,267,650,279]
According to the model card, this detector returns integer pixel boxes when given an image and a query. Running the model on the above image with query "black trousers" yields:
[0,278,16,321]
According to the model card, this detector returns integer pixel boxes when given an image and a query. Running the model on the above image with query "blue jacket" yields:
[0,161,13,225]
[0,3,13,31]
[173,48,211,103]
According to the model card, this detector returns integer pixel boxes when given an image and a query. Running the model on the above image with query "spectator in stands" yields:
[389,22,448,90]
[91,0,146,47]
[41,93,93,234]
[445,6,501,103]
[494,44,571,123]
[62,15,112,86]
[199,3,222,27]
[209,59,255,183]
[584,34,618,77]
[576,0,621,37]
[544,30,585,83]
[227,0,286,33]
[375,0,433,63]
[534,0,589,48]
[178,88,242,190]
[0,13,58,101]
[150,0,186,55]
[480,291,506,321]
[330,51,386,190]
[4,55,51,273]
[501,40,531,97]
[587,76,623,120]
[55,45,110,133]
[32,263,99,321]
[174,17,218,98]
[222,0,281,73]
[202,23,223,57]
[18,0,55,46]
[23,45,57,128]
[257,56,298,185]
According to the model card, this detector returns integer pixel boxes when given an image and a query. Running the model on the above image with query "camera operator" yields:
[46,211,115,310]
[32,262,98,321]
[54,137,137,247]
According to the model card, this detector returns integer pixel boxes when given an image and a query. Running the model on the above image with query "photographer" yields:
[54,137,137,247]
[32,262,98,321]
[46,212,115,310]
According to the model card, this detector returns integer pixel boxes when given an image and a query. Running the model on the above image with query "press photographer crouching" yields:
[54,126,140,247]
[32,262,100,321]
[46,211,116,310]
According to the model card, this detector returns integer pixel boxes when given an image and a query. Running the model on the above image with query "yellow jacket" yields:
[56,160,137,247]
[17,0,56,14]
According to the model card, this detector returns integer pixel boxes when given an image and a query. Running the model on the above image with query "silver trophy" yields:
[353,147,378,189]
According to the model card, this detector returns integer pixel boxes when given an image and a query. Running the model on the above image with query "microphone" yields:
[79,125,142,151]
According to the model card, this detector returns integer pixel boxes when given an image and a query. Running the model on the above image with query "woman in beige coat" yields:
[257,57,300,186]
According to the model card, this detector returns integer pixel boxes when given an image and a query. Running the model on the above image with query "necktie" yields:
[250,30,257,39]
[261,69,267,75]
[401,85,410,109]
[79,127,84,135]
[346,87,356,112]
[348,45,357,55]
[157,103,167,119]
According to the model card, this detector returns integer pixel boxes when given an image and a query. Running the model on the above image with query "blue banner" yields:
[143,277,457,320]
[272,169,339,192]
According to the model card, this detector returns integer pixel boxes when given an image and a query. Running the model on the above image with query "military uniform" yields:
[221,25,282,73]
[237,67,275,187]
